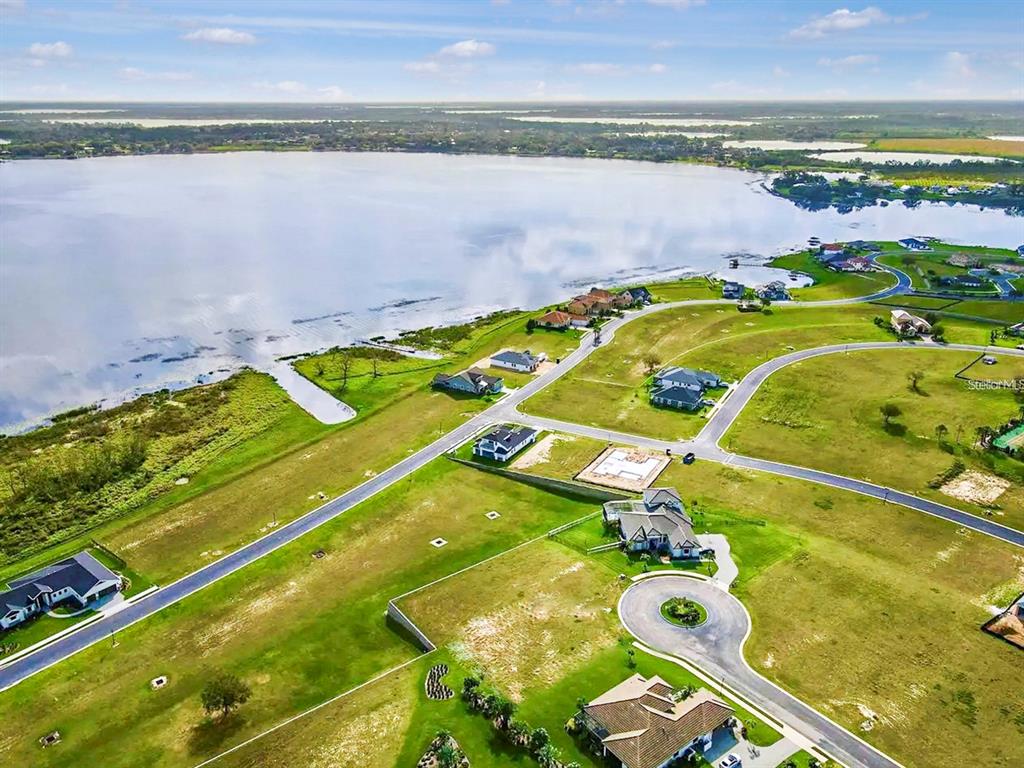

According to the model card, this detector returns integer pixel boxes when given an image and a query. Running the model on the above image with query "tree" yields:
[760,297,772,309]
[370,349,382,378]
[314,359,325,377]
[907,369,925,393]
[880,402,902,425]
[705,548,717,575]
[535,742,559,768]
[526,318,537,332]
[508,719,529,745]
[200,671,251,719]
[528,727,550,752]
[338,350,353,391]
[642,353,662,375]
[436,743,459,768]
[935,424,949,442]
[494,696,516,728]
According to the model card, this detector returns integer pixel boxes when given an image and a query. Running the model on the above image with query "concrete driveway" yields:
[619,575,902,768]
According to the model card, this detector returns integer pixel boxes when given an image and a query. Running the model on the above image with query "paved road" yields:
[513,341,1024,549]
[0,264,1005,693]
[619,576,903,768]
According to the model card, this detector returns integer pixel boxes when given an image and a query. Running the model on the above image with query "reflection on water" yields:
[2,152,1022,430]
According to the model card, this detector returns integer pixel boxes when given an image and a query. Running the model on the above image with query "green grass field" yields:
[767,249,896,301]
[724,348,1024,531]
[649,276,721,302]
[0,459,598,768]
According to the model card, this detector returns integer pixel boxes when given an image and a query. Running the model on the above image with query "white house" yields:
[1,552,122,630]
[473,425,538,462]
[890,309,931,337]
[898,237,931,251]
[489,349,544,373]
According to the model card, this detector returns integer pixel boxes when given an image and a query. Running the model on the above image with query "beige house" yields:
[890,309,931,337]
[582,674,735,768]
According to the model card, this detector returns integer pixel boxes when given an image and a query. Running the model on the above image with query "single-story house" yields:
[756,281,790,301]
[473,425,538,462]
[2,552,122,631]
[582,674,735,768]
[535,310,590,330]
[650,385,705,411]
[938,274,986,289]
[603,487,702,559]
[721,281,745,299]
[828,255,874,272]
[624,286,653,305]
[568,288,634,316]
[848,240,881,252]
[431,368,503,395]
[1008,322,1024,337]
[653,366,723,393]
[890,309,931,337]
[490,349,544,373]
[898,237,931,251]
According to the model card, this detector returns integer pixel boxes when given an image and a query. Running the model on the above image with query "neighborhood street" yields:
[618,576,903,768]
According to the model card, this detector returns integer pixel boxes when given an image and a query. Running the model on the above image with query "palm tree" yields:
[494,697,516,729]
[508,719,529,745]
[436,743,459,768]
[535,742,560,768]
[705,548,717,575]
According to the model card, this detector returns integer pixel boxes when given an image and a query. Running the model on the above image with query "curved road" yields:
[1,264,1014,696]
[619,576,903,768]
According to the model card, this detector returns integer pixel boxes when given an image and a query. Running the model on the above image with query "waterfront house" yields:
[472,425,538,462]
[490,349,544,373]
[938,274,986,290]
[602,487,702,559]
[581,675,736,768]
[721,281,745,299]
[536,310,589,330]
[890,309,931,337]
[819,243,846,259]
[624,286,653,305]
[898,237,931,251]
[2,552,122,630]
[756,281,790,301]
[431,368,503,395]
[1008,322,1024,337]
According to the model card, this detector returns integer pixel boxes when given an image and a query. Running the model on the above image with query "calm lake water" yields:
[1,151,1022,430]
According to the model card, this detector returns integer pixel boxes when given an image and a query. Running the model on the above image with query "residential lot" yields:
[724,348,1024,531]
[0,460,595,768]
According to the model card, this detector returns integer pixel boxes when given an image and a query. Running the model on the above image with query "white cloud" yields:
[943,51,974,78]
[1,0,27,12]
[648,63,668,74]
[252,80,349,101]
[120,67,194,82]
[565,62,623,76]
[403,60,441,74]
[818,54,880,71]
[647,0,707,8]
[789,7,889,39]
[182,27,256,45]
[438,39,496,58]
[28,41,73,59]
[772,65,790,78]
[650,40,677,50]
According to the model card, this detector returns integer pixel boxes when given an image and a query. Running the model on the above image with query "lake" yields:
[1,151,1022,430]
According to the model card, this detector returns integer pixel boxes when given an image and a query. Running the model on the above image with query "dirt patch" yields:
[302,697,409,768]
[511,433,574,470]
[940,470,1011,506]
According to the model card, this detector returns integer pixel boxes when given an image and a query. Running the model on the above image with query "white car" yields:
[719,754,742,768]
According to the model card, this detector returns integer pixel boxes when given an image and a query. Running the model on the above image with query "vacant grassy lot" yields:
[768,249,896,301]
[724,348,1024,531]
[650,276,721,302]
[522,304,895,439]
[0,460,596,768]
[871,137,1024,159]
[0,371,329,577]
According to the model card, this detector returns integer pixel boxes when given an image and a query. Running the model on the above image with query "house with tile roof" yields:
[603,488,702,559]
[536,310,590,330]
[2,552,122,630]
[581,674,735,768]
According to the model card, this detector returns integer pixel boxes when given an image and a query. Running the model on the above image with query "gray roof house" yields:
[625,286,653,305]
[2,552,122,630]
[653,367,723,392]
[650,385,705,411]
[722,281,745,299]
[603,487,702,560]
[490,349,543,373]
[431,368,503,395]
[898,237,931,251]
[756,281,790,301]
[473,425,538,462]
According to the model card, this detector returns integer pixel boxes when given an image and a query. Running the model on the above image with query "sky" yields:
[1,0,1022,102]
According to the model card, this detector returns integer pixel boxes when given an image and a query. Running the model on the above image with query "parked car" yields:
[719,754,742,768]
[683,452,696,465]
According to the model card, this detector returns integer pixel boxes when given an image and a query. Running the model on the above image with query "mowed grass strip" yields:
[0,460,595,768]
[871,137,1024,159]
[723,348,1024,531]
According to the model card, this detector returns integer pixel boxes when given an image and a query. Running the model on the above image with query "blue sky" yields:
[1,0,1021,102]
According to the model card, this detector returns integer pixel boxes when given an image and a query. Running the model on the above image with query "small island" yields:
[661,597,709,628]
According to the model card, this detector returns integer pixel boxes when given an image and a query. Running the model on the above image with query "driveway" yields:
[619,575,902,768]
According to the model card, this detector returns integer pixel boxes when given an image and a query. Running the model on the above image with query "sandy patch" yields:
[576,446,671,491]
[535,360,556,375]
[511,432,574,470]
[940,470,1010,506]
[302,697,409,768]
[762,652,775,668]
[195,580,302,655]
[550,561,585,581]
